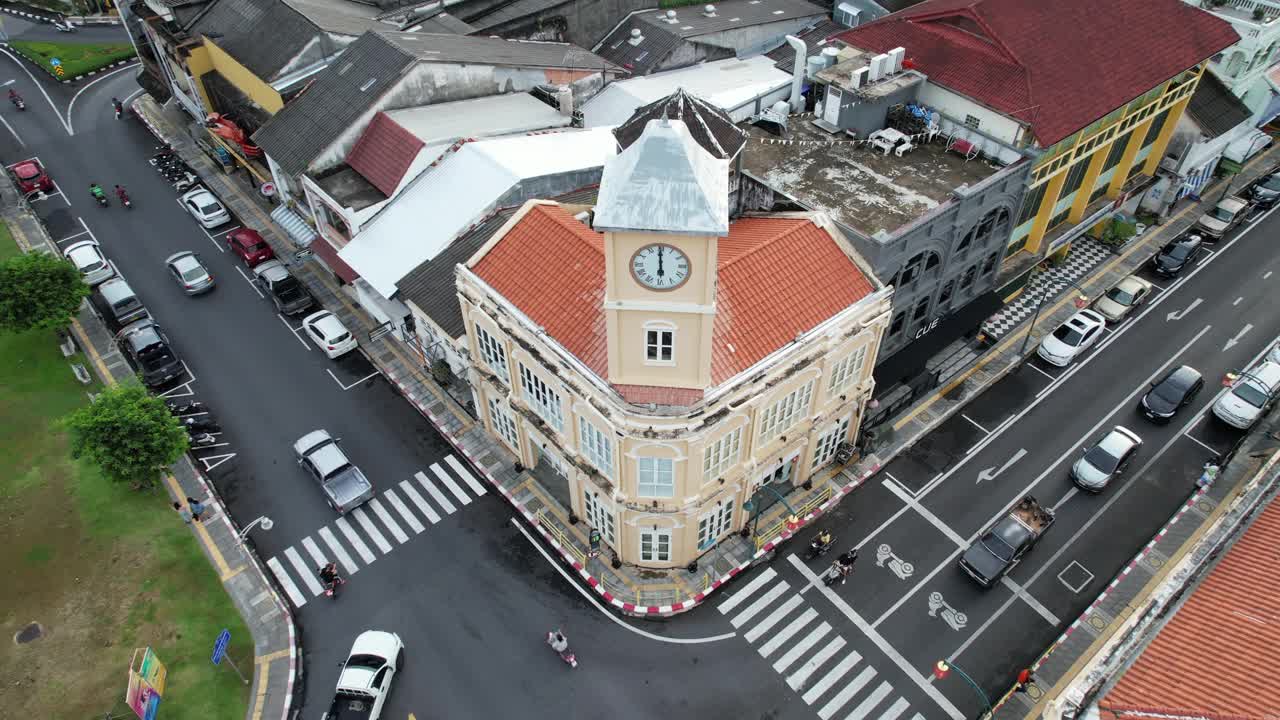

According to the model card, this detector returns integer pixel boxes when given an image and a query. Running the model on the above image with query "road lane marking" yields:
[773,622,831,673]
[326,369,380,391]
[414,470,456,514]
[882,480,966,548]
[398,480,440,524]
[960,414,990,434]
[368,498,409,544]
[789,555,966,720]
[879,698,911,720]
[731,582,791,628]
[846,680,895,720]
[445,455,488,496]
[758,607,817,658]
[744,595,802,643]
[383,487,425,534]
[818,665,876,720]
[266,557,306,608]
[717,567,778,613]
[786,635,846,690]
[318,526,360,575]
[300,536,328,568]
[64,61,139,135]
[235,266,264,298]
[285,547,324,597]
[975,447,1027,484]
[334,516,376,564]
[802,652,860,704]
[55,229,89,245]
[1026,362,1055,380]
[510,517,735,643]
[1051,486,1079,511]
[1223,322,1253,351]
[352,507,392,553]
[1234,296,1243,306]
[1000,576,1061,625]
[1182,433,1219,453]
[0,47,69,135]
[277,313,310,350]
[431,463,472,505]
[1265,270,1274,279]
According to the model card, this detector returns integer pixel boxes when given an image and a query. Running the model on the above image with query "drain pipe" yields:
[785,34,806,113]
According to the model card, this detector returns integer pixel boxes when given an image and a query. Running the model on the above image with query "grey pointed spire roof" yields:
[612,88,747,161]
[594,118,729,237]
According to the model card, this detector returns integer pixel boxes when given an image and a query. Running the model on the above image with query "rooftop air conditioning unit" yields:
[849,66,868,89]
[888,47,905,74]
[869,53,890,82]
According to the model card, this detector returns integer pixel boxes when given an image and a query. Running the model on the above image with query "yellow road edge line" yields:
[163,474,234,577]
[257,648,292,663]
[70,317,115,386]
[250,660,269,720]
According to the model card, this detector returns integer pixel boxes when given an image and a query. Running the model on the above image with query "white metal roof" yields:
[340,127,618,298]
[582,55,793,128]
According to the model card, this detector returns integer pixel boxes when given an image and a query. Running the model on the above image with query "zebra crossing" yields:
[719,568,926,720]
[266,455,487,607]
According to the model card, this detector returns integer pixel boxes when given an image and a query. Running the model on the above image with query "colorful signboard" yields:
[125,647,166,720]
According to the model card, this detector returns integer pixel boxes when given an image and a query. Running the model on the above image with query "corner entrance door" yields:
[640,528,671,563]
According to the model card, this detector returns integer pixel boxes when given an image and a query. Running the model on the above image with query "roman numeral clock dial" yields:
[630,243,691,291]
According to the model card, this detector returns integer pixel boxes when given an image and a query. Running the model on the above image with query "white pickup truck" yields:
[322,631,404,720]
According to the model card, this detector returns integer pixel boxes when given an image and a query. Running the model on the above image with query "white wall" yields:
[917,83,1025,146]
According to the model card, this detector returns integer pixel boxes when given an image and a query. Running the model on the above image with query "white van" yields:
[1213,360,1280,429]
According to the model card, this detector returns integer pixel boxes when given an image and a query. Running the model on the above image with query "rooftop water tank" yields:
[806,55,825,78]
[821,46,841,67]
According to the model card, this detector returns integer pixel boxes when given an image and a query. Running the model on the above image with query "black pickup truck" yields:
[959,496,1055,588]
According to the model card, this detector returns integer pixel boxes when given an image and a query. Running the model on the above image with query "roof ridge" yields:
[536,203,605,253]
[718,217,808,269]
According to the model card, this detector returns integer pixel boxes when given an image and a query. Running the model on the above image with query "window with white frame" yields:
[583,489,616,545]
[519,364,563,431]
[697,498,735,549]
[640,528,671,562]
[759,381,815,443]
[578,417,614,478]
[702,427,742,481]
[827,345,869,395]
[475,325,509,383]
[964,114,981,130]
[813,415,852,468]
[637,457,675,497]
[487,396,519,450]
[644,324,675,364]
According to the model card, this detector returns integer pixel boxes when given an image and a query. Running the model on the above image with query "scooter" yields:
[804,533,837,561]
[189,432,219,448]
[167,399,207,415]
[52,20,76,32]
[117,190,133,209]
[10,95,25,111]
[92,193,108,208]
[323,575,345,598]
[823,549,859,587]
[183,416,221,434]
[545,630,578,668]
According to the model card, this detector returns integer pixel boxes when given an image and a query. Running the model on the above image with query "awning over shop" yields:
[308,235,360,284]
[873,290,1003,389]
[1222,129,1273,163]
[270,204,317,247]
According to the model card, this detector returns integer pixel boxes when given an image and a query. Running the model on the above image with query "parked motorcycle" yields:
[189,432,219,448]
[183,416,221,434]
[166,399,207,415]
[545,630,577,668]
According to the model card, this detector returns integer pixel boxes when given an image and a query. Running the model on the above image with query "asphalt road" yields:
[0,11,127,46]
[704,195,1280,720]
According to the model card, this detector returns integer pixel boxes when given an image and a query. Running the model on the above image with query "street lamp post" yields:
[934,660,993,718]
[1015,265,1089,365]
[238,515,273,540]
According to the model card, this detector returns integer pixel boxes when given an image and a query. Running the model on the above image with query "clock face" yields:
[630,244,691,291]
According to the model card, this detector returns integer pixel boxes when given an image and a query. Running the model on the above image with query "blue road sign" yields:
[212,629,231,665]
[49,57,61,67]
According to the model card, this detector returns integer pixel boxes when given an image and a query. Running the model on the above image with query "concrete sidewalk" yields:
[132,91,1280,620]
[1,169,297,720]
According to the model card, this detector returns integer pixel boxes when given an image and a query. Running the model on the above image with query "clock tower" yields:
[594,118,729,391]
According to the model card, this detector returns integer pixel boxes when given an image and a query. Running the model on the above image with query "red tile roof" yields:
[1098,494,1280,720]
[346,112,424,197]
[837,0,1239,147]
[471,204,877,400]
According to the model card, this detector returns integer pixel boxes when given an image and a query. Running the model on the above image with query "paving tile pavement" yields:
[1,169,298,720]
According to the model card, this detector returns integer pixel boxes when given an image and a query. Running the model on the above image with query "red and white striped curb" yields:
[382,366,880,616]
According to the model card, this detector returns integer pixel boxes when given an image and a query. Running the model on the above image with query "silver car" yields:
[293,430,374,514]
[165,251,215,295]
[64,240,116,286]
[1071,426,1142,492]
[1094,275,1152,323]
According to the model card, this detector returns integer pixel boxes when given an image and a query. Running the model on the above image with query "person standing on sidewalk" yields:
[186,497,207,521]
[173,501,197,524]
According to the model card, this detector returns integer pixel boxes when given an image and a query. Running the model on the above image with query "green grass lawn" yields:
[9,40,135,78]
[0,221,251,719]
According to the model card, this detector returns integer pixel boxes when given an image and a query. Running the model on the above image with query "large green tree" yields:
[0,251,89,333]
[64,385,189,490]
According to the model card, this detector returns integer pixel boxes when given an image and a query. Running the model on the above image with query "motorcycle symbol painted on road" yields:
[876,544,914,580]
[927,592,968,631]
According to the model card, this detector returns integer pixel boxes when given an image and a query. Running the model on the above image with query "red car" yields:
[10,159,54,195]
[227,228,276,267]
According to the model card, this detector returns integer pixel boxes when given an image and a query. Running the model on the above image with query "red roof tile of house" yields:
[1097,494,1280,720]
[346,112,425,197]
[471,204,877,400]
[837,0,1239,147]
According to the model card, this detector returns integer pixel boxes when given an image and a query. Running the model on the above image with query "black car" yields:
[116,319,186,388]
[1150,234,1203,277]
[1139,365,1203,423]
[1251,172,1280,208]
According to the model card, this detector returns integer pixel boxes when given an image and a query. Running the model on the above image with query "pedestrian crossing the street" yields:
[719,568,926,720]
[266,454,488,608]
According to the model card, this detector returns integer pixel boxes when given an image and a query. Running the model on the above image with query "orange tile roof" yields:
[1098,495,1280,720]
[471,204,877,399]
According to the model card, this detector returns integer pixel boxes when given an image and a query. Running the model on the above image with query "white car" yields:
[302,310,357,359]
[1094,275,1152,323]
[1213,360,1280,429]
[1037,309,1106,367]
[64,240,116,286]
[180,187,230,229]
[325,631,403,720]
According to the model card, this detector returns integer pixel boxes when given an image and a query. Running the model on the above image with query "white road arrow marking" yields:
[1223,323,1253,352]
[976,448,1027,484]
[1166,297,1203,321]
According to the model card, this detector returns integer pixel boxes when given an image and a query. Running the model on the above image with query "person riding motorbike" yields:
[8,89,22,107]
[90,183,106,202]
[549,630,568,654]
[115,185,130,203]
[831,548,859,585]
[318,562,340,586]
[111,97,123,118]
[813,529,833,549]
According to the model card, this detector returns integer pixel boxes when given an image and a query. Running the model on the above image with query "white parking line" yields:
[1026,362,1056,380]
[334,517,375,564]
[431,463,472,506]
[266,556,306,608]
[352,507,392,553]
[1233,296,1243,306]
[1182,432,1219,453]
[882,480,967,547]
[445,455,488,496]
[77,216,99,243]
[318,526,360,575]
[415,470,456,514]
[383,487,425,533]
[285,547,324,596]
[55,229,90,245]
[326,369,379,391]
[368,498,409,544]
[277,313,311,350]
[398,480,440,524]
[1000,576,1061,625]
[235,266,264,298]
[960,414,990,434]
